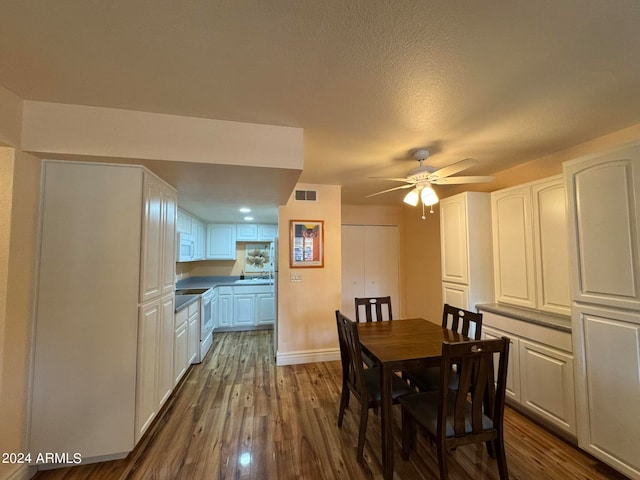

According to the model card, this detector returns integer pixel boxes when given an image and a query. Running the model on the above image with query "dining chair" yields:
[408,304,484,392]
[335,310,413,462]
[354,296,393,323]
[399,337,511,480]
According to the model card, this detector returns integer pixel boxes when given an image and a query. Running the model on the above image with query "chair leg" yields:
[356,404,369,462]
[495,434,509,480]
[337,385,350,427]
[436,440,449,480]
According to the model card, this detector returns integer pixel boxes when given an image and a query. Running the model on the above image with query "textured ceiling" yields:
[2,0,640,216]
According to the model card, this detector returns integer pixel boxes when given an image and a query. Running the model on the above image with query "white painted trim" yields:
[1,464,35,480]
[276,347,340,366]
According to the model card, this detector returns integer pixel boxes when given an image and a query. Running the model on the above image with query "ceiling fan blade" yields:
[428,158,478,181]
[365,184,414,198]
[368,176,412,182]
[432,175,495,185]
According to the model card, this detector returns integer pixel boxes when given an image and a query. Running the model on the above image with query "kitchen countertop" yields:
[476,303,572,333]
[174,276,273,312]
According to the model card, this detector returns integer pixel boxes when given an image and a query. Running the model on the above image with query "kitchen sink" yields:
[175,288,210,295]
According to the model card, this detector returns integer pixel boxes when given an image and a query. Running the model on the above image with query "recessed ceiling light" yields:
[239,207,251,213]
[244,216,254,221]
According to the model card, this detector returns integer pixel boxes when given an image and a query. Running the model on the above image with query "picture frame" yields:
[290,220,324,268]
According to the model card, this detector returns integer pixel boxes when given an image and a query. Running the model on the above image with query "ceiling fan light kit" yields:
[367,148,495,219]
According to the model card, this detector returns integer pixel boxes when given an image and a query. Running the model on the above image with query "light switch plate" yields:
[290,272,303,282]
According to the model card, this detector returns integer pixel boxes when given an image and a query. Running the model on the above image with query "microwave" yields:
[177,232,195,262]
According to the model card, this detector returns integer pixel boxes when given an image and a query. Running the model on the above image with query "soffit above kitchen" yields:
[2,1,640,207]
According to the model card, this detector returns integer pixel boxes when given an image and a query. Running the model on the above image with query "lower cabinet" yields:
[482,311,576,437]
[187,303,200,364]
[214,284,274,330]
[136,294,175,442]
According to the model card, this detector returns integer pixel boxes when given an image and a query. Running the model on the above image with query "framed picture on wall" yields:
[290,220,324,268]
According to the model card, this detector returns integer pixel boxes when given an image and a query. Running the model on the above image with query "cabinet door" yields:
[256,292,275,325]
[532,176,571,315]
[174,323,188,384]
[234,294,256,326]
[573,305,640,478]
[492,186,537,309]
[519,339,576,435]
[162,187,177,295]
[140,174,164,303]
[187,310,200,364]
[194,220,206,260]
[206,224,237,259]
[136,299,160,441]
[483,326,521,403]
[564,152,640,310]
[258,224,278,241]
[158,295,175,406]
[218,293,233,328]
[236,223,258,241]
[442,282,469,311]
[177,209,193,235]
[440,194,469,285]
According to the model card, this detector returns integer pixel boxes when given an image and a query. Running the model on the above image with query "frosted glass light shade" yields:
[403,189,419,206]
[421,186,439,206]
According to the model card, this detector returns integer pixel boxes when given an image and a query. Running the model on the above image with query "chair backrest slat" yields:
[355,296,392,323]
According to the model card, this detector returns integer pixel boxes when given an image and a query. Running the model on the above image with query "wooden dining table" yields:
[357,317,471,480]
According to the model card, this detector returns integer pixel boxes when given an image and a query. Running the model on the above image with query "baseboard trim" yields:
[2,464,35,480]
[276,347,340,365]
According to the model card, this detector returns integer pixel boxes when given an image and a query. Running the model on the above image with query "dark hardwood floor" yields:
[34,330,627,479]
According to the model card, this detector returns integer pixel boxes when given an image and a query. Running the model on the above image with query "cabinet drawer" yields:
[483,311,572,352]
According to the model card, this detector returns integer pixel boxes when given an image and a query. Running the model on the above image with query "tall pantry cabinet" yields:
[564,145,640,479]
[30,161,177,464]
[439,192,494,311]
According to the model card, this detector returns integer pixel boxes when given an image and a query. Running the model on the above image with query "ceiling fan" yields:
[366,149,494,215]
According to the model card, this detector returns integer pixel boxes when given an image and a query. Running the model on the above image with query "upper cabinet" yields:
[206,224,237,260]
[491,175,570,315]
[236,223,278,242]
[439,192,494,311]
[564,147,640,310]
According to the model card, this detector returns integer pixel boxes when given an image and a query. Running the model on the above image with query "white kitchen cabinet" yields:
[564,145,640,479]
[174,308,189,384]
[564,151,640,310]
[236,223,259,241]
[187,304,200,364]
[162,189,177,294]
[491,175,570,314]
[480,310,576,437]
[158,295,175,405]
[177,209,193,235]
[30,161,177,463]
[440,192,493,310]
[483,325,521,402]
[572,304,640,479]
[206,223,237,259]
[234,293,256,326]
[136,299,161,441]
[194,219,206,260]
[258,224,278,241]
[217,287,233,328]
[256,292,276,325]
[341,225,400,320]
